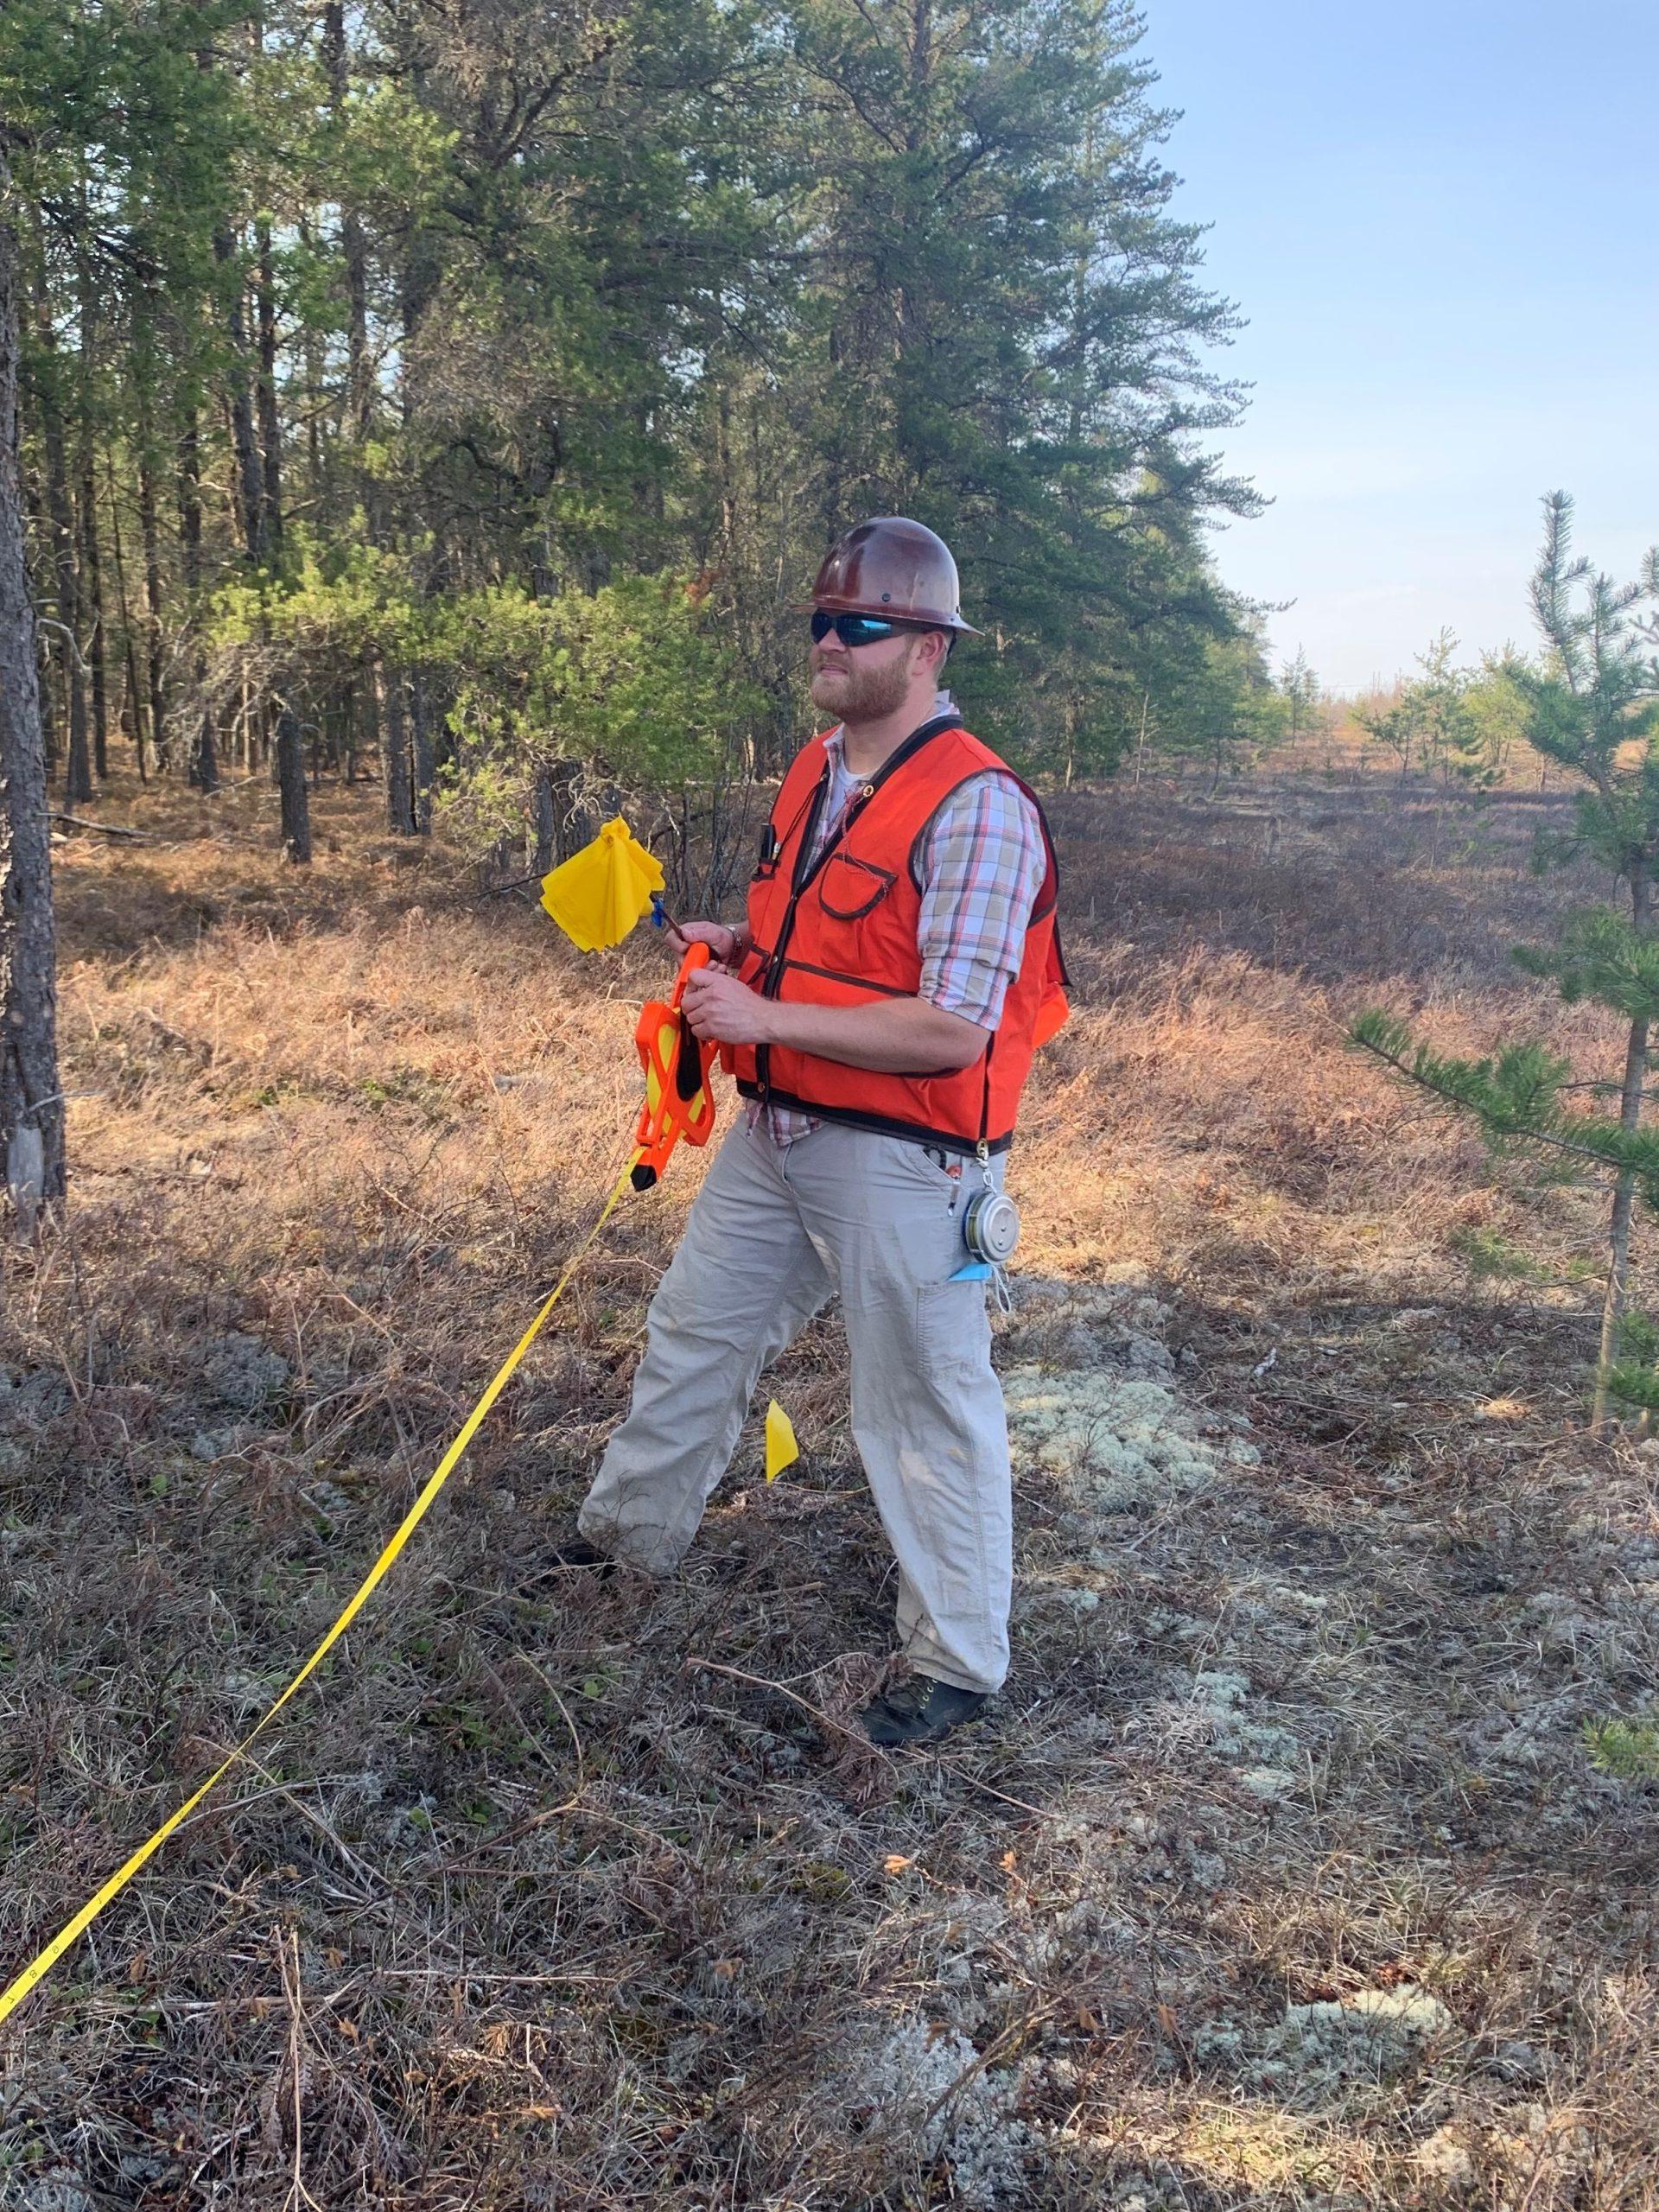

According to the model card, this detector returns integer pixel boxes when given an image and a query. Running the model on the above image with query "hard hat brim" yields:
[789,596,982,636]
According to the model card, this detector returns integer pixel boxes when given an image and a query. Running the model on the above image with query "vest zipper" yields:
[754,712,962,1096]
[754,767,830,1093]
[976,1033,995,1163]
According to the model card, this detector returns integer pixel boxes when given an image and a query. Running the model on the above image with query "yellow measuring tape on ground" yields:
[0,1159,637,2031]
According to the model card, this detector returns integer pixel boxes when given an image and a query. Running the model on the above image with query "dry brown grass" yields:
[2,765,1657,2209]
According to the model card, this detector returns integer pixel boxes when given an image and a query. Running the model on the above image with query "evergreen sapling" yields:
[1352,493,1659,1431]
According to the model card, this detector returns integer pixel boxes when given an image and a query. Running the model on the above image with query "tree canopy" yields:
[1,0,1259,874]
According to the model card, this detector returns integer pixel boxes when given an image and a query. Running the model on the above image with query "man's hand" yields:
[668,918,750,966]
[682,964,776,1045]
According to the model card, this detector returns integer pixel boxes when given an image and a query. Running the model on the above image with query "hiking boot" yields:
[859,1675,988,1749]
[546,1534,616,1576]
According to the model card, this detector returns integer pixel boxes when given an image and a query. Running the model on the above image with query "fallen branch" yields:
[482,869,543,899]
[53,812,151,842]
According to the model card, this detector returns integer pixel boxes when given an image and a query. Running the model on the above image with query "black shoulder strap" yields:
[790,711,963,896]
[856,712,963,804]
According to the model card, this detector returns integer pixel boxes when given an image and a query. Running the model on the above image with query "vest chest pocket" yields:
[815,851,897,922]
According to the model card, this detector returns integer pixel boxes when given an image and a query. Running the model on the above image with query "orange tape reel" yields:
[632,944,718,1187]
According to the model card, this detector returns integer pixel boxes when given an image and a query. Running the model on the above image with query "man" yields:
[565,517,1066,1747]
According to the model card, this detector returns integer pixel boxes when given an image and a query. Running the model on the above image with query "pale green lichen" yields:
[1197,1984,1457,2107]
[1003,1368,1226,1510]
[838,2016,1030,2209]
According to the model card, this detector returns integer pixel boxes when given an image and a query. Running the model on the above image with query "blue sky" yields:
[1141,0,1659,695]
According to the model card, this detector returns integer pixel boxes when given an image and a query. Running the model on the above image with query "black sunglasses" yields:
[810,609,932,649]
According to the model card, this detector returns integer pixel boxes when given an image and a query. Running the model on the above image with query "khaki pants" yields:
[578,1117,1013,1693]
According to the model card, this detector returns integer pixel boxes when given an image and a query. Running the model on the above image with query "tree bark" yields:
[357,650,378,790]
[276,703,311,862]
[137,419,168,770]
[410,668,434,833]
[377,659,414,833]
[104,456,149,779]
[78,448,108,780]
[323,3,374,448]
[0,189,66,1214]
[254,217,283,562]
[296,217,326,493]
[215,223,265,563]
[21,472,57,775]
[32,276,92,802]
[193,709,220,794]
[75,245,108,780]
[176,411,219,789]
[1593,867,1654,1432]
[137,493,168,771]
[531,760,556,874]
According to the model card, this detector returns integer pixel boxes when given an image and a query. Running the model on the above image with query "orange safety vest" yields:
[730,713,1068,1154]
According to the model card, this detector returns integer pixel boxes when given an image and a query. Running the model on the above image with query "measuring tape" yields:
[0,1157,637,2031]
[963,1187,1021,1266]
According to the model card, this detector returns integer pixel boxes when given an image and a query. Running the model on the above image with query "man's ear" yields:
[912,629,950,681]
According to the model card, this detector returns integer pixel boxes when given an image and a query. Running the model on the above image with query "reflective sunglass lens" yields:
[810,611,900,648]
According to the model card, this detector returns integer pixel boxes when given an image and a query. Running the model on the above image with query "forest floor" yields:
[3,765,1658,2210]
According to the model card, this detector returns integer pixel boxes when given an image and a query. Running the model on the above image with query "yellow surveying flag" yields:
[540,816,665,952]
[765,1400,799,1483]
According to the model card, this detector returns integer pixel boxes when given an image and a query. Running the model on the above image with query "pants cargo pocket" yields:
[916,1274,991,1375]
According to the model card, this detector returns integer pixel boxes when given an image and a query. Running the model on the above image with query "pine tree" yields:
[1145,624,1286,790]
[759,0,1255,772]
[1353,494,1659,1429]
[1281,647,1319,744]
[9,0,1262,851]
[0,22,70,1211]
[1355,632,1490,788]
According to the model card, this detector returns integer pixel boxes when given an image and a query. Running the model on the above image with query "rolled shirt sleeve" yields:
[916,772,1047,1030]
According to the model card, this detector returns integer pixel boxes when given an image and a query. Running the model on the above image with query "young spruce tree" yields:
[1352,493,1659,1431]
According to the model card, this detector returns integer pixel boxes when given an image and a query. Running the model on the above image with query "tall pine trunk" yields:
[377,660,414,833]
[0,185,66,1214]
[177,413,211,785]
[215,224,265,564]
[138,435,168,769]
[410,670,435,833]
[276,704,310,862]
[180,417,219,791]
[104,455,149,779]
[32,276,92,803]
[78,450,108,781]
[75,247,108,780]
[178,409,218,794]
[324,3,373,447]
[254,218,283,563]
[531,762,556,874]
[193,706,220,794]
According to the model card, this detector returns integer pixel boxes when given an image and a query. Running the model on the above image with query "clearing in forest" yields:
[3,772,1656,2210]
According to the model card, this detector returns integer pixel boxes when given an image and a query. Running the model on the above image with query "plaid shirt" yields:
[752,696,1047,1146]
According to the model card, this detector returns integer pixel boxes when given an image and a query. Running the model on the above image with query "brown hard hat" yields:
[800,516,980,634]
